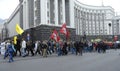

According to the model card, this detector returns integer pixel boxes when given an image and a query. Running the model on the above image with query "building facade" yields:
[74,0,115,36]
[33,0,74,27]
[112,16,120,35]
[2,0,120,41]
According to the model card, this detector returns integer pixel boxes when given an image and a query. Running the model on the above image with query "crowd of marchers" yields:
[0,38,118,63]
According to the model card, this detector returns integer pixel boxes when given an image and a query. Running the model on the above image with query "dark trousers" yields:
[35,49,41,55]
[76,48,82,56]
[15,49,21,56]
[14,44,21,56]
[27,48,34,56]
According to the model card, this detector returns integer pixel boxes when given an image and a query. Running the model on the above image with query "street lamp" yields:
[83,31,86,42]
[108,23,111,35]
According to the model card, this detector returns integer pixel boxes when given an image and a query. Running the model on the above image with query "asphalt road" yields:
[0,49,120,71]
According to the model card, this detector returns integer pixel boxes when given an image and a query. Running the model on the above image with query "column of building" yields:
[62,0,66,24]
[69,0,74,28]
[40,0,47,24]
[22,0,29,30]
[19,0,23,29]
[34,0,41,26]
[55,0,58,26]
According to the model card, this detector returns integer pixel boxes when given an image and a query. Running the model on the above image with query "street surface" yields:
[0,49,120,71]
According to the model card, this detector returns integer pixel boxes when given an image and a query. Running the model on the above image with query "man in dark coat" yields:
[15,38,21,56]
[79,41,83,56]
[26,41,34,56]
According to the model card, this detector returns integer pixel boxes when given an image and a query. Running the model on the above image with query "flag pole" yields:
[101,0,104,6]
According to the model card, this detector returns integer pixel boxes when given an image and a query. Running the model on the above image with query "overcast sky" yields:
[0,0,19,19]
[0,0,120,19]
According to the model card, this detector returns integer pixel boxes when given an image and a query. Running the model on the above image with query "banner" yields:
[50,30,60,42]
[60,23,67,35]
[16,24,24,35]
[14,36,17,44]
[60,23,70,39]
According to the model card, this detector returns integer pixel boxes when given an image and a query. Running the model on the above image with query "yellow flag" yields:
[16,24,24,35]
[14,36,17,44]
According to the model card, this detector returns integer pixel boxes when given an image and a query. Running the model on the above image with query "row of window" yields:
[78,32,108,35]
[75,14,105,20]
[34,0,41,25]
[78,31,107,35]
[47,0,64,24]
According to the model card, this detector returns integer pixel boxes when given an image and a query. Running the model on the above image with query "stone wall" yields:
[22,25,76,42]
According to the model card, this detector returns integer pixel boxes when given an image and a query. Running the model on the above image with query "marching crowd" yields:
[0,37,111,63]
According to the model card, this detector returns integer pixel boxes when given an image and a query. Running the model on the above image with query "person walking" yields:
[34,41,41,55]
[26,40,34,56]
[4,40,16,63]
[62,42,68,55]
[42,41,48,57]
[70,41,76,54]
[4,41,9,59]
[74,41,79,55]
[79,41,83,56]
[21,38,26,57]
[15,38,21,56]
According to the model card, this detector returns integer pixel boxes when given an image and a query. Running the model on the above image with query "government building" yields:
[1,0,120,41]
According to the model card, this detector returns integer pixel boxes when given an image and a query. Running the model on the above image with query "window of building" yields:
[35,1,37,7]
[35,10,38,17]
[47,11,49,17]
[47,1,49,9]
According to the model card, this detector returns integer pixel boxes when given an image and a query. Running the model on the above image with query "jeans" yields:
[9,52,14,62]
[71,47,76,54]
[21,48,26,57]
[57,48,62,56]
